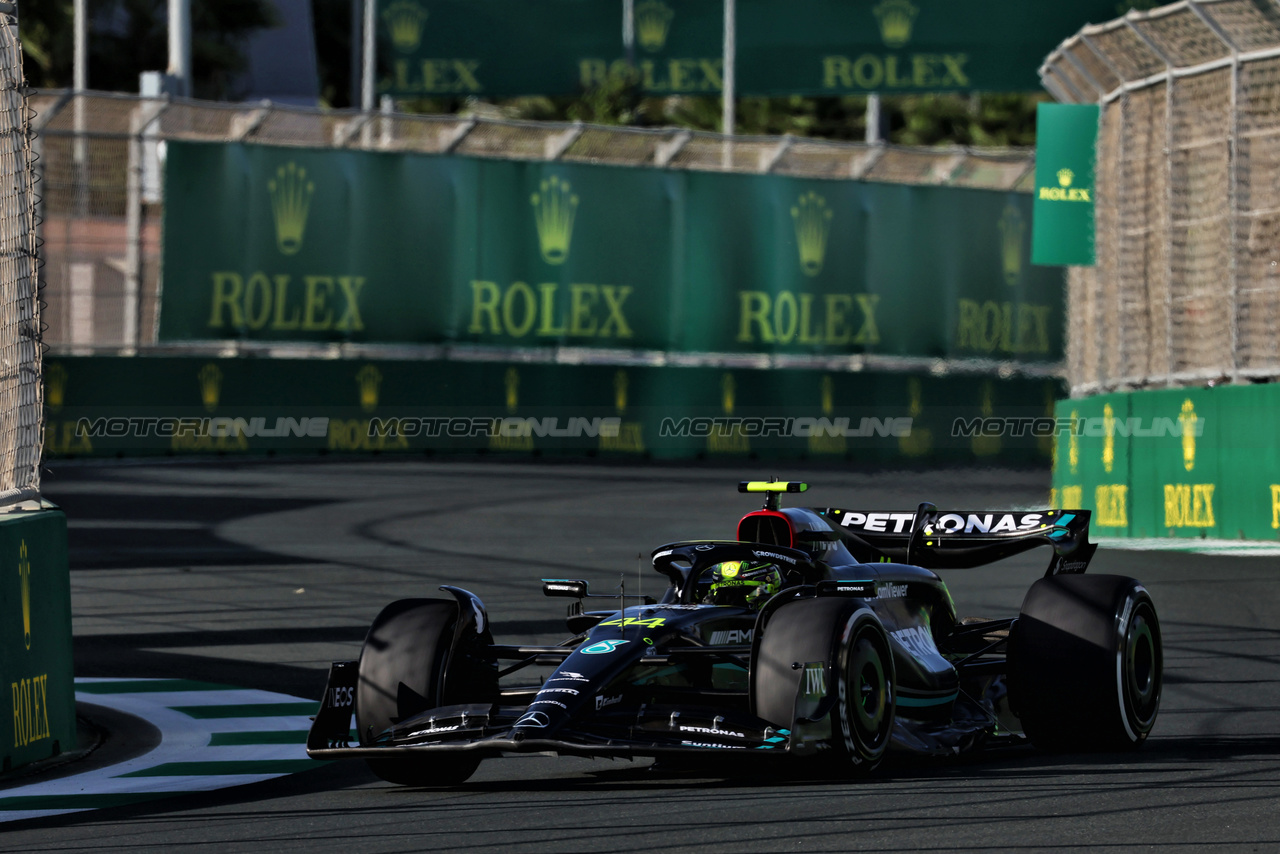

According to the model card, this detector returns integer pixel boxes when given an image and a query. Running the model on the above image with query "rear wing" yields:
[821,505,1097,575]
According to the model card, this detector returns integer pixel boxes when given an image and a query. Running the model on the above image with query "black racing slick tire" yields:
[752,596,895,773]
[1008,574,1162,752]
[356,598,494,786]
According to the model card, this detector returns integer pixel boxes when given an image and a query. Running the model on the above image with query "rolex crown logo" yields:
[1068,409,1079,474]
[505,367,520,413]
[635,0,674,52]
[998,204,1025,287]
[268,162,315,256]
[1057,168,1074,188]
[199,363,223,412]
[19,540,30,651]
[1180,398,1197,472]
[1102,402,1115,474]
[356,365,382,413]
[791,191,833,277]
[383,0,428,53]
[873,0,917,48]
[530,176,579,266]
[45,362,67,412]
[614,370,628,414]
[899,378,933,457]
[972,381,1001,457]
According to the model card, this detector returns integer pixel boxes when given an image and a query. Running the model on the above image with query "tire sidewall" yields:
[1114,586,1162,743]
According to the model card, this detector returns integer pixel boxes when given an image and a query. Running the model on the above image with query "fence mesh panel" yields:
[0,11,42,504]
[1043,0,1280,393]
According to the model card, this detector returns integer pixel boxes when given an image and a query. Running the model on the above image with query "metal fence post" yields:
[125,99,167,352]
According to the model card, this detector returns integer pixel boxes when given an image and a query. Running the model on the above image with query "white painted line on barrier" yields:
[1097,537,1280,556]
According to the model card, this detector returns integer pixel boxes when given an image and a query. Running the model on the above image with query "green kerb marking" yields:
[77,679,239,695]
[119,760,322,777]
[171,702,318,719]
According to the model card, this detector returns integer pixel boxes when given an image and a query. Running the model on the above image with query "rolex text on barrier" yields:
[159,142,1063,363]
[376,0,1126,97]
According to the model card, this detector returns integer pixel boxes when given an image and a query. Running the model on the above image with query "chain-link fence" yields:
[0,6,42,504]
[1041,0,1280,395]
[31,90,1037,356]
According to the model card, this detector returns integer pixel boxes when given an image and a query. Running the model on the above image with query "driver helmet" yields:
[704,560,783,609]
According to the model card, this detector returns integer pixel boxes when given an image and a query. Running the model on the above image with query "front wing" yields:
[306,660,807,761]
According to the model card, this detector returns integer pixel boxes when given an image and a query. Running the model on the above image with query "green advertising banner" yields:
[1052,384,1280,540]
[160,141,1064,363]
[375,0,1124,97]
[1032,103,1098,266]
[0,509,75,773]
[44,356,1062,466]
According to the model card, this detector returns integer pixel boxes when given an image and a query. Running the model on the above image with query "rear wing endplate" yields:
[821,505,1097,575]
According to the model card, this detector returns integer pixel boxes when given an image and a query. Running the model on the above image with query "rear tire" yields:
[356,599,489,786]
[1009,574,1162,751]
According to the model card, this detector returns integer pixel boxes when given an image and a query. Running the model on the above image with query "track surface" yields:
[8,458,1280,851]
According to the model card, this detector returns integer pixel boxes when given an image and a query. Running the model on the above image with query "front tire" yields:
[356,598,491,786]
[751,597,895,774]
[834,610,895,769]
[1009,574,1162,751]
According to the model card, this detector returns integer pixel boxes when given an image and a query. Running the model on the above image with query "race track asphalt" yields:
[6,457,1279,852]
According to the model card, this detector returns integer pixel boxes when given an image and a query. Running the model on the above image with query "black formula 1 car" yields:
[307,481,1163,785]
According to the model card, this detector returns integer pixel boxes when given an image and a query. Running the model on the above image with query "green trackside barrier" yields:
[159,141,1064,366]
[0,507,74,774]
[43,356,1062,466]
[1051,384,1280,540]
[373,0,1125,97]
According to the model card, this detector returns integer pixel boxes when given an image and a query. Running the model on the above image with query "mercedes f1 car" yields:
[307,481,1163,785]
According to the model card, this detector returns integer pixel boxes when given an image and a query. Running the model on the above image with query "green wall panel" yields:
[160,141,1064,365]
[1053,384,1280,541]
[0,509,74,774]
[44,356,1060,467]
